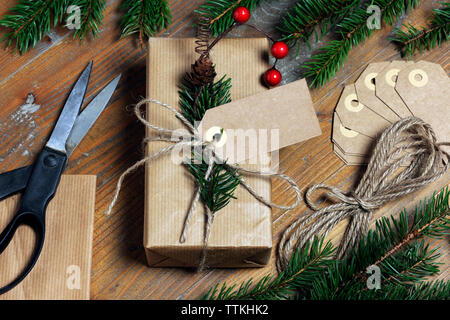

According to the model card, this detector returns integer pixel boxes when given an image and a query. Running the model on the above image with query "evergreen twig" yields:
[120,0,172,43]
[69,0,106,40]
[179,73,241,216]
[0,0,68,54]
[303,0,419,87]
[202,237,335,299]
[0,0,172,53]
[202,187,449,300]
[278,0,361,48]
[390,2,450,57]
[195,0,264,36]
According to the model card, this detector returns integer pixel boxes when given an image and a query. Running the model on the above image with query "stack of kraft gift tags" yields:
[332,60,450,165]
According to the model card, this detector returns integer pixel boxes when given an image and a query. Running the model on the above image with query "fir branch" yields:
[278,0,361,47]
[202,187,449,300]
[179,75,232,125]
[304,0,419,87]
[0,0,68,54]
[179,73,240,216]
[187,158,241,213]
[69,0,106,40]
[202,237,335,300]
[390,2,450,57]
[120,0,172,42]
[195,0,263,36]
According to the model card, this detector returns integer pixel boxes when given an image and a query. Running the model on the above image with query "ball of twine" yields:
[276,116,449,271]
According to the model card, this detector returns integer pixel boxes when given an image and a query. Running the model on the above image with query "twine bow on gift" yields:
[106,98,302,270]
[276,116,449,271]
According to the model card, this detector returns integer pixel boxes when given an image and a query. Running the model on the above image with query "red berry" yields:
[271,41,289,59]
[233,6,250,24]
[264,68,282,87]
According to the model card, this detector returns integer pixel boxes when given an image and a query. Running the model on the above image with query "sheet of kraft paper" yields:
[0,175,96,300]
[145,38,274,268]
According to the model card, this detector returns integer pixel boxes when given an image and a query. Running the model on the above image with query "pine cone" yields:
[188,56,216,86]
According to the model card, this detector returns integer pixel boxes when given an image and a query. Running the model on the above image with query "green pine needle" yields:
[187,157,241,213]
[202,237,335,300]
[390,2,450,57]
[303,0,419,87]
[120,0,172,41]
[0,0,68,54]
[278,0,361,48]
[179,75,232,125]
[179,72,240,215]
[69,0,106,40]
[203,187,449,300]
[195,0,264,36]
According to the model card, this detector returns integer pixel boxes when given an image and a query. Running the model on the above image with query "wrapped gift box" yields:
[145,38,273,267]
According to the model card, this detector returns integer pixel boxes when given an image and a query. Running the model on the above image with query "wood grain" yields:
[0,0,448,300]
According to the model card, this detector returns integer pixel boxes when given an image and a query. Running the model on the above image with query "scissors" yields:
[0,62,121,294]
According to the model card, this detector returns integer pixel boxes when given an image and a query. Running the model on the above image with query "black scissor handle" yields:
[0,147,66,295]
[0,211,45,295]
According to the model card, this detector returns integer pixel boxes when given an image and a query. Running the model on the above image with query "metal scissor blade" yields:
[65,74,121,158]
[46,61,93,154]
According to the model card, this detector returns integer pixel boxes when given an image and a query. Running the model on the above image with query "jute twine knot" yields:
[106,98,302,271]
[276,116,449,272]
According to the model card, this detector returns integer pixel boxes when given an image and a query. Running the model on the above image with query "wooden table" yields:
[0,0,448,300]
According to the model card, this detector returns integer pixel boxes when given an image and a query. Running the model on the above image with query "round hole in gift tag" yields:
[204,126,227,147]
[339,124,359,138]
[408,69,428,87]
[385,68,400,87]
[344,93,364,112]
[364,72,377,91]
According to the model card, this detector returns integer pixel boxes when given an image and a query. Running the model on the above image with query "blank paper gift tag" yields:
[332,112,374,158]
[375,60,414,118]
[395,61,450,149]
[335,84,390,138]
[0,175,96,300]
[334,145,368,165]
[198,79,322,164]
[355,62,401,123]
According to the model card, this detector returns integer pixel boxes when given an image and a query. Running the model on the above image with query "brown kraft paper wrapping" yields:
[0,175,96,300]
[145,38,273,267]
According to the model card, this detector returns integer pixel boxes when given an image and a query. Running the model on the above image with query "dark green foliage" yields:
[278,0,361,47]
[187,158,241,213]
[203,188,449,300]
[202,237,335,299]
[70,0,106,40]
[195,0,264,36]
[179,73,241,215]
[0,0,172,54]
[0,0,68,54]
[179,75,232,125]
[303,0,419,87]
[390,2,450,57]
[120,0,172,41]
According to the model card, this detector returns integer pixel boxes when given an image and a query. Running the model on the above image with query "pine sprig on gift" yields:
[120,0,172,43]
[195,0,263,36]
[0,0,68,54]
[390,2,450,57]
[187,158,241,213]
[202,187,449,300]
[179,75,232,125]
[278,0,361,48]
[179,71,242,216]
[303,0,419,87]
